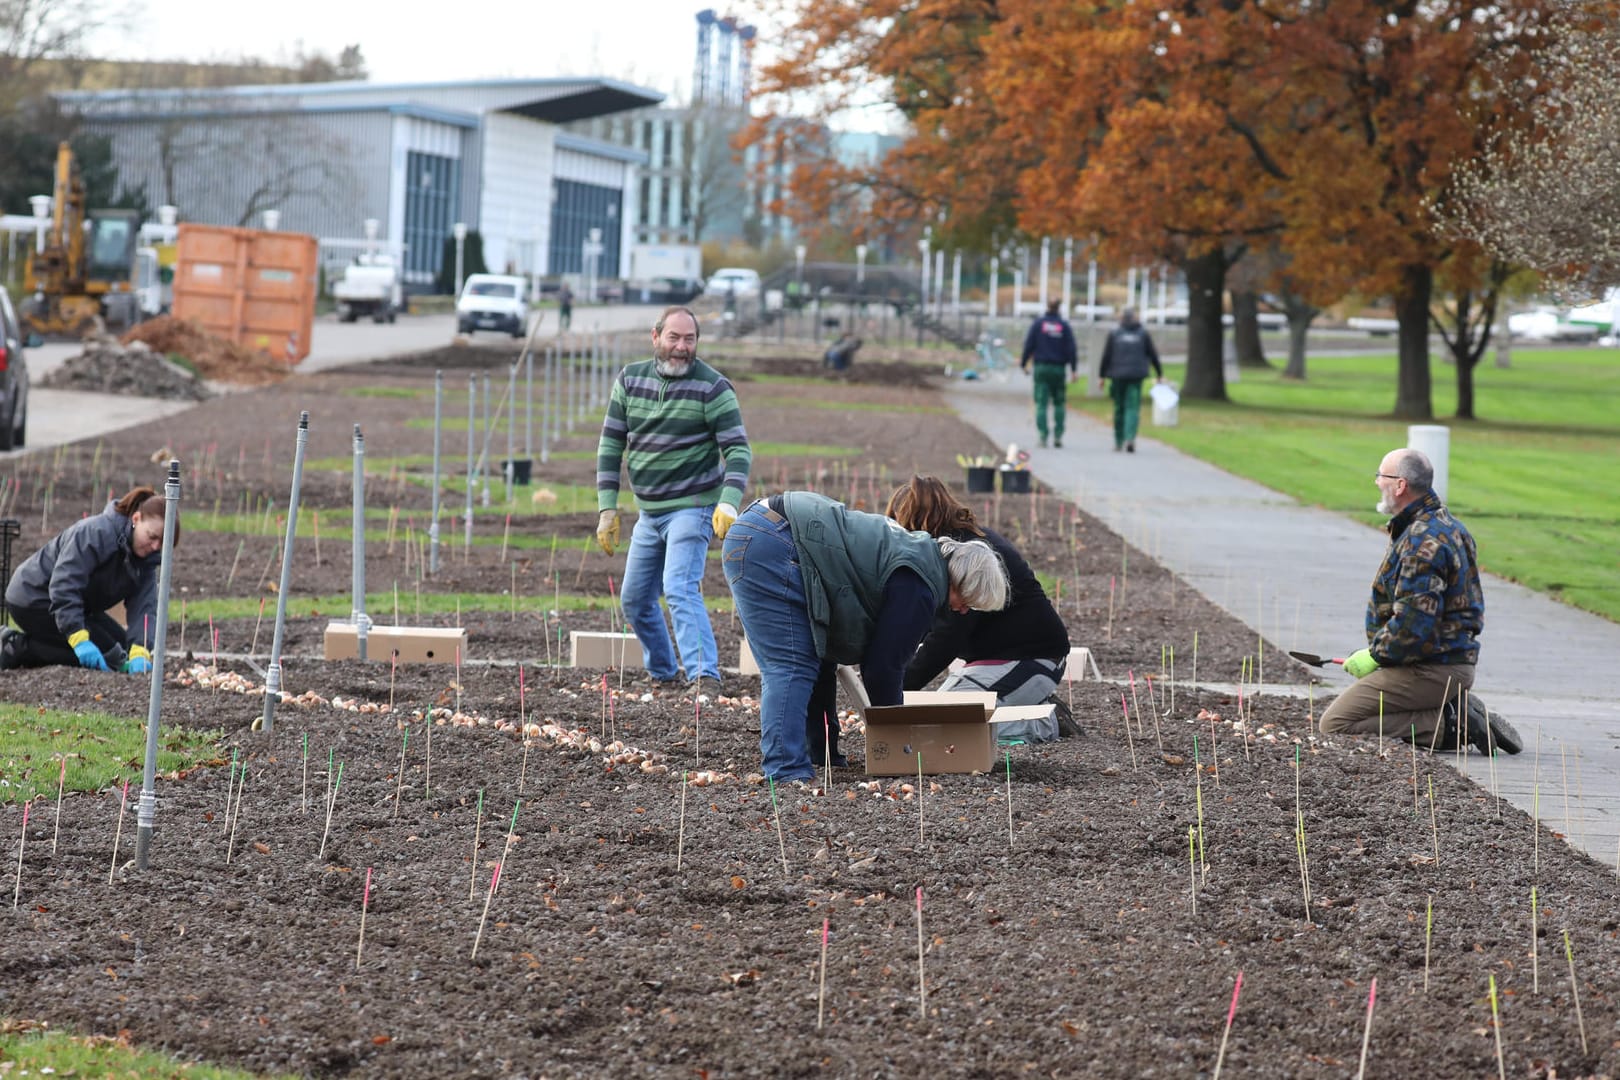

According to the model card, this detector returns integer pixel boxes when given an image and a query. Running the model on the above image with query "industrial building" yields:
[53,77,660,287]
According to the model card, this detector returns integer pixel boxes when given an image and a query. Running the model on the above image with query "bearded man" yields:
[1319,447,1520,755]
[594,306,752,696]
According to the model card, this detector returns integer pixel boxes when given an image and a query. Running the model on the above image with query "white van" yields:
[457,274,529,337]
[702,267,762,300]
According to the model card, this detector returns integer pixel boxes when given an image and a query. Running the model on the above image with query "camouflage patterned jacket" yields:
[1365,490,1483,666]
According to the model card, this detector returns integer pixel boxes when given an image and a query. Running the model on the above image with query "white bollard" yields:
[1406,424,1450,503]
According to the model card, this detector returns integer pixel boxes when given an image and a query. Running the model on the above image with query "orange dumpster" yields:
[171,224,319,364]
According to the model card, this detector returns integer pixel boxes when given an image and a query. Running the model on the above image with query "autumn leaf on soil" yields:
[253,842,271,854]
[730,876,747,890]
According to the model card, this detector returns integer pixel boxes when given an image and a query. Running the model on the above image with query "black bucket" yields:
[999,469,1031,494]
[965,467,996,494]
[503,459,533,485]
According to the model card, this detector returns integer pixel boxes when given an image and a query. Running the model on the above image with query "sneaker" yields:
[1126,441,1136,453]
[1053,438,1063,448]
[1467,694,1522,756]
[694,675,725,699]
[0,627,26,670]
[1053,699,1083,739]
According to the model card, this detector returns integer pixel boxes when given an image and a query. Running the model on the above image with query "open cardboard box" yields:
[837,667,1056,776]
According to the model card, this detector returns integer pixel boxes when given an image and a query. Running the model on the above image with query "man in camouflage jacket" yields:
[1319,448,1520,754]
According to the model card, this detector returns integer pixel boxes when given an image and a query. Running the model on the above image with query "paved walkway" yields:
[947,373,1620,867]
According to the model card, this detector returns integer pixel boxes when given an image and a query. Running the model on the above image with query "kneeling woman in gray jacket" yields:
[723,491,1008,785]
[1,486,177,673]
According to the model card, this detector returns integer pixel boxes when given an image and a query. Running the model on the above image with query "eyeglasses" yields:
[1375,472,1404,482]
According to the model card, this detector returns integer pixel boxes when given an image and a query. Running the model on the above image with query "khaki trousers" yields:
[1318,662,1475,746]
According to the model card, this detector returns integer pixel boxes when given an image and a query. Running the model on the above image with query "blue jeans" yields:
[619,506,719,683]
[722,504,818,782]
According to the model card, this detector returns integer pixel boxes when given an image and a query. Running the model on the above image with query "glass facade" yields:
[549,178,621,275]
[403,150,460,280]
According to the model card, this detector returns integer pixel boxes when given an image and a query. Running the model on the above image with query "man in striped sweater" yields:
[594,306,752,695]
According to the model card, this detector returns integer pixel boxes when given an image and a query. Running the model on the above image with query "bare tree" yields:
[0,0,131,110]
[1440,7,1620,294]
[682,104,748,243]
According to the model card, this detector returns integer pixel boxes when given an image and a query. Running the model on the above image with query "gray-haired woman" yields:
[722,490,1008,785]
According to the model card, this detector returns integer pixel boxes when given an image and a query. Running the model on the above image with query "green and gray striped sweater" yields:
[595,357,752,513]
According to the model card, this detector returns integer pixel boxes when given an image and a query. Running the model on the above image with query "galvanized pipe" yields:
[464,374,475,550]
[351,424,368,661]
[524,350,533,460]
[504,362,518,503]
[540,346,552,465]
[260,411,309,735]
[481,372,492,507]
[135,459,181,872]
[429,369,442,574]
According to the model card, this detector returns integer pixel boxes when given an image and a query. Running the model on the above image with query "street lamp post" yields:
[453,222,468,297]
[1062,238,1073,315]
[1038,236,1050,311]
[582,227,604,303]
[855,243,867,290]
[988,252,1000,320]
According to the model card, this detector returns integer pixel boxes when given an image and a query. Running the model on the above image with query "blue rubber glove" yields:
[1343,648,1379,679]
[68,630,110,671]
[122,644,152,674]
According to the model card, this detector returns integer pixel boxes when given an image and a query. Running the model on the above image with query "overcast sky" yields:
[93,1,764,103]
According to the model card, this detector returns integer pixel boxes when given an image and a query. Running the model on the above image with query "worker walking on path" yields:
[1319,448,1521,754]
[1097,308,1164,453]
[1019,301,1078,448]
[0,485,175,673]
[594,306,751,697]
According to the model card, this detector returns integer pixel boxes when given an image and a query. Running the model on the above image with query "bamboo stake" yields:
[468,789,484,901]
[13,801,28,908]
[1106,575,1115,642]
[1193,736,1207,883]
[1004,749,1014,851]
[1410,727,1420,816]
[917,752,925,847]
[223,748,238,830]
[1211,970,1242,1080]
[393,728,409,819]
[915,886,926,1019]
[1531,884,1539,993]
[225,761,247,865]
[817,916,830,1030]
[471,861,501,960]
[676,771,687,871]
[319,762,345,859]
[1427,775,1440,868]
[1564,930,1588,1054]
[50,757,65,855]
[1355,978,1376,1080]
[1423,895,1433,992]
[1120,692,1138,770]
[1188,826,1197,915]
[356,866,372,969]
[250,597,265,658]
[769,777,790,877]
[301,733,309,814]
[109,778,128,884]
[1488,974,1506,1080]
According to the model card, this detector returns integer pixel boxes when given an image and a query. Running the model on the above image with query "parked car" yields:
[0,286,32,452]
[702,267,762,300]
[456,274,529,338]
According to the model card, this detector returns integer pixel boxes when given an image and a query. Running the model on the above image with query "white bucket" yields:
[1149,382,1180,427]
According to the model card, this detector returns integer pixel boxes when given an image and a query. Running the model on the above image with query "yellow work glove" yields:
[711,503,738,541]
[595,509,620,555]
[1343,648,1379,679]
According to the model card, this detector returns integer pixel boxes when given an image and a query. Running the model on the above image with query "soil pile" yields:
[39,335,213,401]
[121,316,293,386]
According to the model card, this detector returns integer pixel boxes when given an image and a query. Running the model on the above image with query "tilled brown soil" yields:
[1,346,1615,1078]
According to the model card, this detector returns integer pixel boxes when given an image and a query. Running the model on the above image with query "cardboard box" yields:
[1062,647,1103,682]
[856,685,1060,775]
[569,631,641,669]
[324,623,467,663]
[738,636,759,676]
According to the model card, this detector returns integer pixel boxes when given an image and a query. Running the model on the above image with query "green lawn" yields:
[0,1022,287,1079]
[0,703,221,805]
[1082,348,1620,619]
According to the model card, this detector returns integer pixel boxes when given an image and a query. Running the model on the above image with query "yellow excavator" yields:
[21,141,141,337]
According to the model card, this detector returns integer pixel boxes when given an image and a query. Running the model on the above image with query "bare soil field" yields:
[0,345,1612,1078]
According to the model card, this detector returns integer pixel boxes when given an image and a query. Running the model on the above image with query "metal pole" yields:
[1039,236,1051,310]
[504,362,517,503]
[540,347,551,465]
[465,375,475,550]
[260,411,309,735]
[1087,259,1099,325]
[430,371,442,574]
[352,424,369,661]
[134,459,181,872]
[524,350,534,459]
[480,372,492,507]
[1062,238,1074,315]
[951,252,961,316]
[989,255,999,320]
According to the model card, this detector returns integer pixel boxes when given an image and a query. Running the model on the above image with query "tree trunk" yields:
[1181,249,1228,400]
[1392,263,1433,419]
[1281,292,1318,379]
[1231,290,1270,367]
